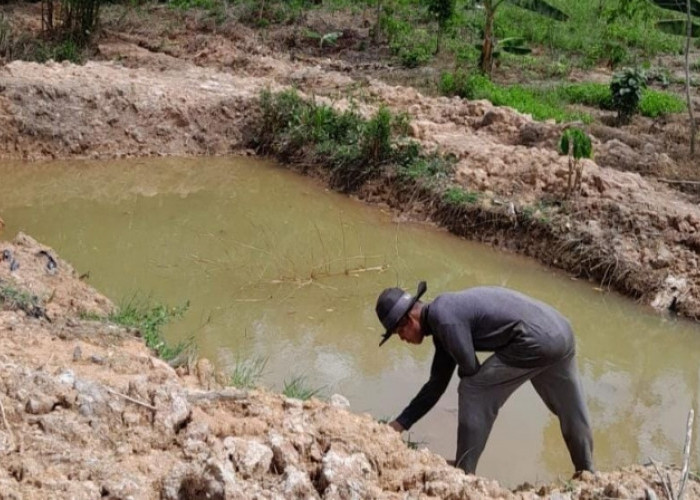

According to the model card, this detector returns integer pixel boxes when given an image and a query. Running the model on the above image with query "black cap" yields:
[375,281,427,346]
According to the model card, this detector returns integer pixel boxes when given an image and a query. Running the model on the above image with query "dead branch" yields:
[657,178,700,186]
[186,388,248,404]
[677,409,694,499]
[0,396,16,453]
[651,458,674,500]
[105,388,157,411]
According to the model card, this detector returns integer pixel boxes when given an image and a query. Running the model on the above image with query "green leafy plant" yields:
[282,375,323,400]
[229,355,267,388]
[559,128,593,197]
[610,67,646,124]
[109,295,192,361]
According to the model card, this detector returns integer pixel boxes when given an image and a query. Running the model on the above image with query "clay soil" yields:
[1,3,700,498]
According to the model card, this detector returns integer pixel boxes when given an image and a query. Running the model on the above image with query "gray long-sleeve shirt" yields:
[395,286,575,430]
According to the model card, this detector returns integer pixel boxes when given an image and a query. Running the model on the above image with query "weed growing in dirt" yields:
[254,89,453,192]
[229,356,267,389]
[0,281,46,319]
[443,186,479,205]
[109,295,192,361]
[229,355,267,389]
[404,432,426,450]
[282,375,324,400]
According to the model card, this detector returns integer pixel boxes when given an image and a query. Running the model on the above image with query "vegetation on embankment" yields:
[250,89,665,311]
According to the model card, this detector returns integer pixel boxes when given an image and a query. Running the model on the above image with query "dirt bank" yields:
[0,233,698,499]
[1,5,699,321]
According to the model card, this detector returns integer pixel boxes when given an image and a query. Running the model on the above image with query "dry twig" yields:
[0,397,16,453]
[106,387,157,411]
[677,409,694,499]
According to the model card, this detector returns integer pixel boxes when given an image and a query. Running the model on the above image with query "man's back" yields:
[426,286,575,367]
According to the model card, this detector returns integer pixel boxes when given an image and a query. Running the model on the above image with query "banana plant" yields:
[475,0,568,76]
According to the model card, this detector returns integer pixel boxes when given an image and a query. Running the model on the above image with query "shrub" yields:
[611,68,646,124]
[254,89,454,193]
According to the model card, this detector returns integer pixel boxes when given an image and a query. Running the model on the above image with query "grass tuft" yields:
[108,295,192,361]
[0,281,46,319]
[282,375,323,400]
[228,355,267,389]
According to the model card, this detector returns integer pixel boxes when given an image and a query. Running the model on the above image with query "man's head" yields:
[375,281,427,346]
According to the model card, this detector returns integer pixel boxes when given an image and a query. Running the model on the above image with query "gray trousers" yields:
[455,351,594,474]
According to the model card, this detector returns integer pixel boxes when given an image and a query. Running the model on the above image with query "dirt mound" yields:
[1,234,698,499]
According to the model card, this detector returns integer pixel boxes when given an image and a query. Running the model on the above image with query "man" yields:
[375,281,594,475]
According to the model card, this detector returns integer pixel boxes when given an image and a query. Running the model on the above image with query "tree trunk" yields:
[685,0,697,156]
[480,6,495,76]
[374,0,382,44]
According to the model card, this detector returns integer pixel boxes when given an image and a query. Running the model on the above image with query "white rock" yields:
[329,394,350,410]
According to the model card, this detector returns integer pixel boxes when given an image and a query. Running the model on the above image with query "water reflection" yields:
[0,156,698,487]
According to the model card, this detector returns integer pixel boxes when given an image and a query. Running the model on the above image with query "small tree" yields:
[559,128,593,198]
[473,0,568,76]
[610,67,646,125]
[426,0,455,54]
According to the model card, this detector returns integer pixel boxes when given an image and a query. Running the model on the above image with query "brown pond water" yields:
[1,156,699,487]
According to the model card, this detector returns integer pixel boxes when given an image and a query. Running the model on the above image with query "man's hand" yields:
[388,420,405,433]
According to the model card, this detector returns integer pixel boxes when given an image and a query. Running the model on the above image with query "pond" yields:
[1,156,698,487]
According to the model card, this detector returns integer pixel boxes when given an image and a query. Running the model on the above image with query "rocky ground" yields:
[1,3,700,497]
[0,233,698,499]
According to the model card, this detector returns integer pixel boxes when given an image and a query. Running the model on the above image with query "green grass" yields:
[439,72,686,121]
[282,375,324,400]
[639,89,686,117]
[439,72,592,123]
[229,355,267,389]
[443,186,480,205]
[108,295,191,361]
[0,282,45,318]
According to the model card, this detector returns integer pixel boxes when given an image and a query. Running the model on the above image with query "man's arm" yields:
[393,340,455,431]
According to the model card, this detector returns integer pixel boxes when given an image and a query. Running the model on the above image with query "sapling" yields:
[559,128,592,197]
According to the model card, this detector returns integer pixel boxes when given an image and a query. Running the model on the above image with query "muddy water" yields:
[1,157,699,486]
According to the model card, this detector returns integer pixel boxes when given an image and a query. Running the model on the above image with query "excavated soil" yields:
[1,233,699,499]
[1,4,700,497]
